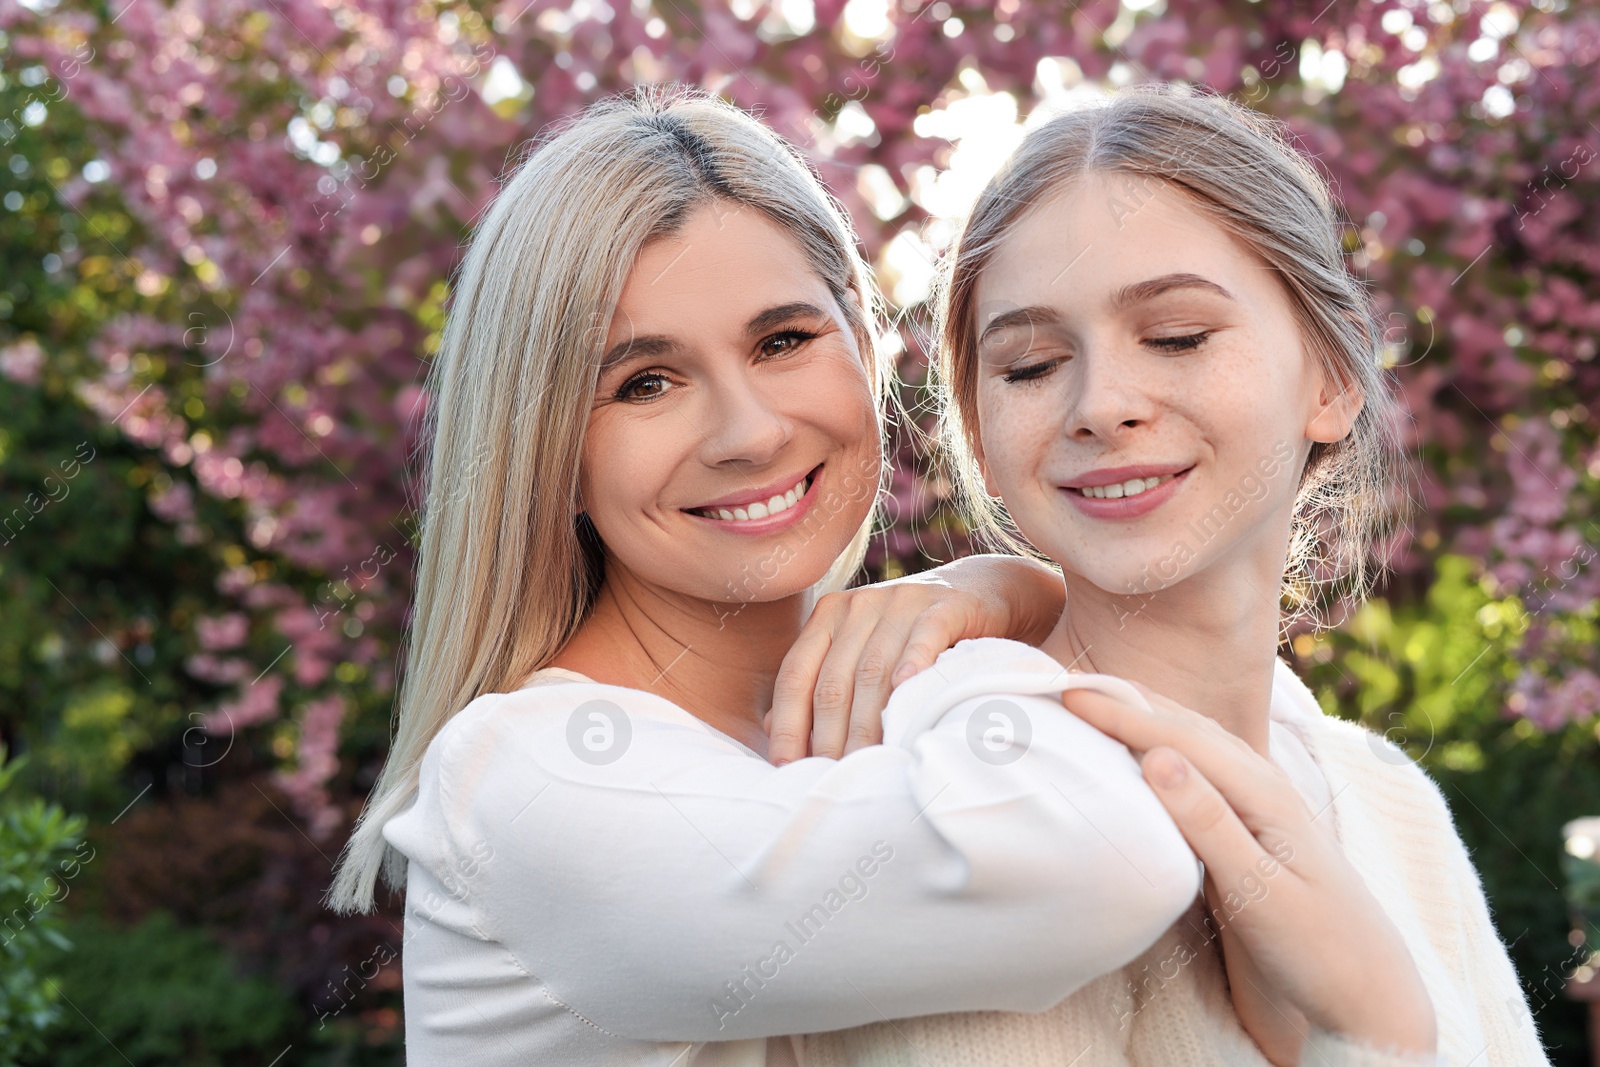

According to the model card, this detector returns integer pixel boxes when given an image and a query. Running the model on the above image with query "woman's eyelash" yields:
[1002,358,1062,384]
[760,329,819,357]
[614,371,670,401]
[1145,331,1212,352]
[1001,332,1208,382]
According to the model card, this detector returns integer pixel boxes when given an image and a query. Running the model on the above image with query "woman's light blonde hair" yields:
[328,84,891,914]
[935,85,1405,628]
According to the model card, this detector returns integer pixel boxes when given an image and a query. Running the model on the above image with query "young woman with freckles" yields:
[324,86,1226,1066]
[795,89,1550,1067]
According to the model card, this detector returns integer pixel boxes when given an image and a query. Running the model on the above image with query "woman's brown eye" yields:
[760,330,818,359]
[616,372,669,401]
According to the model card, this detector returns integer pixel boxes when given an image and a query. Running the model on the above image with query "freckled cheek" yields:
[978,389,1056,475]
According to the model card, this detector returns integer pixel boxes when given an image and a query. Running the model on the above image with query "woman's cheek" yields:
[976,393,1035,491]
[806,349,874,418]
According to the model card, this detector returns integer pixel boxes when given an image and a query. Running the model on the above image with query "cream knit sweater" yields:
[802,660,1552,1067]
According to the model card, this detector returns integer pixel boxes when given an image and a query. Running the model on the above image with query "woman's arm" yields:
[385,644,1196,1043]
[766,553,1065,763]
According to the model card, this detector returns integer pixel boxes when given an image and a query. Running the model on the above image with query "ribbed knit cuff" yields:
[1300,1028,1446,1067]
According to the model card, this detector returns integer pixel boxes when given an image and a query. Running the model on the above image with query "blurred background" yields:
[0,0,1596,1062]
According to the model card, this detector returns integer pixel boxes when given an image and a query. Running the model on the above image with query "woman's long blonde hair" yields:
[935,86,1405,628]
[328,85,891,914]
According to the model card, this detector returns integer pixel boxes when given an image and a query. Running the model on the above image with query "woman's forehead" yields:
[974,177,1262,316]
[610,204,834,343]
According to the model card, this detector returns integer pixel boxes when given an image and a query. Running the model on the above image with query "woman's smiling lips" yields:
[684,465,822,535]
[1060,463,1193,520]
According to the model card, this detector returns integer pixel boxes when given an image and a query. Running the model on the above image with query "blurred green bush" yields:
[24,912,296,1067]
[0,747,84,1066]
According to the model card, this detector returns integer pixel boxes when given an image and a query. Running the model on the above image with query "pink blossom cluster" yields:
[6,0,1597,835]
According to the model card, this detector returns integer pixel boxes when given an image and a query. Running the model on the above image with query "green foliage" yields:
[26,912,297,1067]
[0,747,86,1067]
[1302,556,1600,1062]
[0,59,238,814]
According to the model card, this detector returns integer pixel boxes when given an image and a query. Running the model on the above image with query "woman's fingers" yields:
[839,621,903,756]
[766,624,837,764]
[766,580,1014,763]
[890,596,982,688]
[806,608,882,759]
[1063,686,1294,830]
[842,595,990,753]
[1140,746,1274,883]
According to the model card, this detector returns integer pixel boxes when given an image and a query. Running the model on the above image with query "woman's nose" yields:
[1063,348,1155,441]
[698,372,793,467]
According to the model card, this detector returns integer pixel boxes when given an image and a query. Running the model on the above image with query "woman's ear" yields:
[1306,364,1365,444]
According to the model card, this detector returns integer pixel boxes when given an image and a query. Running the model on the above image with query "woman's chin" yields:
[665,552,843,608]
[1056,554,1199,604]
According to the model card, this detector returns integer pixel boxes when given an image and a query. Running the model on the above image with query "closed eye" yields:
[1144,331,1211,353]
[1002,357,1064,384]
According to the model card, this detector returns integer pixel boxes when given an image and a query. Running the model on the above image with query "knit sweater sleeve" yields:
[1429,779,1555,1064]
[1355,733,1554,1066]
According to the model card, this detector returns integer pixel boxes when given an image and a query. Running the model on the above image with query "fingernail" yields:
[892,665,915,686]
[1147,750,1186,789]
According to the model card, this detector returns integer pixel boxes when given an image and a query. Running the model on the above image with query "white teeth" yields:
[695,475,811,521]
[1080,474,1172,500]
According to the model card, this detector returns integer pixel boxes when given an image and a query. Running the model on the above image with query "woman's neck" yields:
[550,566,810,757]
[1041,565,1283,756]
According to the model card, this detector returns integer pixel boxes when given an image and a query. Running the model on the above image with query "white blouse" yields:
[381,638,1206,1066]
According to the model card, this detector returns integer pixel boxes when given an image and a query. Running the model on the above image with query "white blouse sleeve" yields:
[383,638,1200,1042]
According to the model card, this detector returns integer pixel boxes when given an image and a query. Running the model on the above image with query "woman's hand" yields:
[763,555,1063,764]
[1062,684,1437,1064]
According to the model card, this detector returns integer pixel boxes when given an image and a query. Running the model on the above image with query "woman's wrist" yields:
[1301,1026,1442,1067]
[935,553,1063,646]
[1316,982,1437,1064]
[1002,555,1065,646]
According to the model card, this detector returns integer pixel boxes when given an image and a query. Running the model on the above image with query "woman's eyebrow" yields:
[601,334,675,371]
[744,301,831,337]
[1109,272,1236,310]
[978,305,1062,348]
